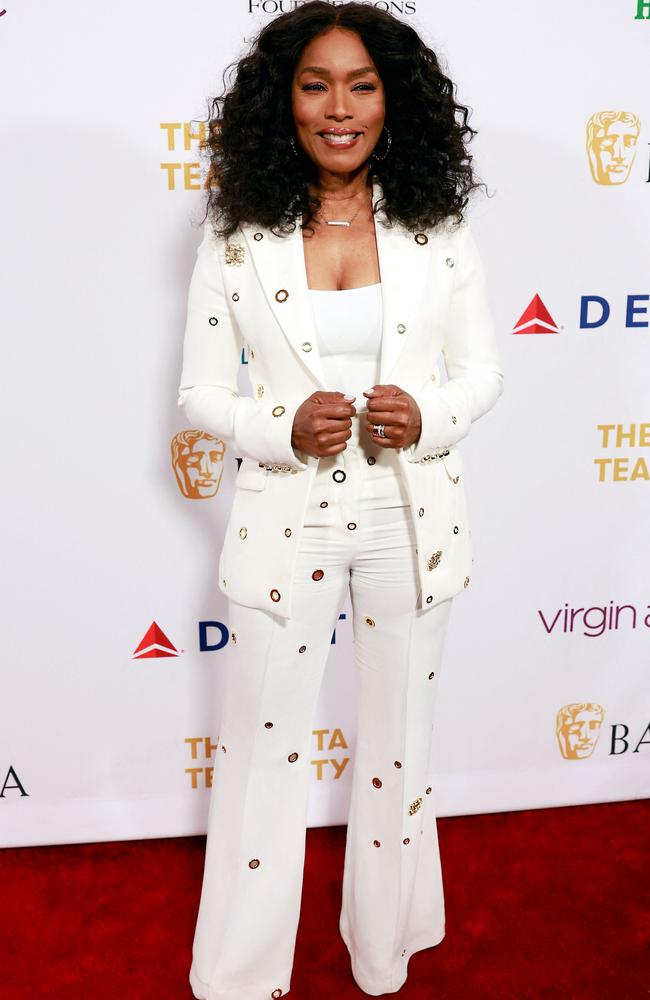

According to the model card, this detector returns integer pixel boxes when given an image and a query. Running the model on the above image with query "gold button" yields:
[253,232,263,241]
[372,777,382,788]
[288,752,299,763]
[373,839,381,847]
[257,384,264,398]
[284,527,292,537]
[208,316,218,326]
[365,616,375,627]
[464,576,470,588]
[403,837,410,845]
[394,760,402,768]
[275,289,289,303]
[272,405,286,417]
[302,341,312,352]
[225,243,245,265]
[408,797,422,815]
[414,233,428,245]
[248,858,260,869]
[270,589,281,602]
[264,721,274,728]
[232,292,240,302]
[446,257,455,267]
[299,644,307,653]
[418,507,424,517]
[427,551,442,570]
[426,595,433,604]
[312,569,324,581]
[239,527,247,539]
[319,500,328,508]
[397,323,406,334]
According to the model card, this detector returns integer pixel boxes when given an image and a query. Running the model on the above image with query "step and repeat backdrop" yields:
[1,1,648,847]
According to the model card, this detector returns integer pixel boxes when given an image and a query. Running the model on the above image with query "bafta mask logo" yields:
[556,703,605,760]
[172,429,225,499]
[586,111,640,185]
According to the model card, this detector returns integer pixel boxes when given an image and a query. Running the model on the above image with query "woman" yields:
[177,3,504,997]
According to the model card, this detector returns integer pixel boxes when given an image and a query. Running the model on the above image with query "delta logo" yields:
[133,622,181,659]
[513,292,649,334]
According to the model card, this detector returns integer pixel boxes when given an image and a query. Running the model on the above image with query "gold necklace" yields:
[316,189,370,228]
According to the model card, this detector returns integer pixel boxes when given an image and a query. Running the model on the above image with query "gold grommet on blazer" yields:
[426,595,433,604]
[270,589,281,602]
[253,232,263,241]
[239,527,247,539]
[446,257,455,267]
[257,384,264,398]
[373,840,381,848]
[248,858,260,869]
[397,323,406,334]
[284,527,292,537]
[372,777,382,788]
[301,341,312,352]
[275,289,289,302]
[311,569,324,581]
[232,292,239,301]
[365,617,375,628]
[464,576,470,588]
[272,405,285,416]
[288,752,299,763]
[208,316,218,326]
[414,232,428,245]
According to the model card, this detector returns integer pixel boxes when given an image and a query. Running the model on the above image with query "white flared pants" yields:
[190,412,454,1000]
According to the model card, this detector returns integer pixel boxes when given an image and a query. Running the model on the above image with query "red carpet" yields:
[2,799,648,999]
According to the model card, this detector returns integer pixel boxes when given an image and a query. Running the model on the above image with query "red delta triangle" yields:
[513,293,559,334]
[133,621,180,659]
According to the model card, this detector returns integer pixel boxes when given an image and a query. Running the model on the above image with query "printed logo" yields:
[556,703,605,759]
[512,294,560,335]
[172,430,225,499]
[586,111,640,185]
[133,622,180,659]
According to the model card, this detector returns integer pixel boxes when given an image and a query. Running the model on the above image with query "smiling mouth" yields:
[318,131,363,145]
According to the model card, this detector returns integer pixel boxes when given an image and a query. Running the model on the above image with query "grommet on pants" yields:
[189,413,454,1000]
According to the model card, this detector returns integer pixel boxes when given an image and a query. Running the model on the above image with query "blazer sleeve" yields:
[403,219,504,462]
[176,225,309,471]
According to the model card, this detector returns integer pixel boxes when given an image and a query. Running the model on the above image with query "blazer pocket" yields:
[235,458,268,491]
[441,448,464,482]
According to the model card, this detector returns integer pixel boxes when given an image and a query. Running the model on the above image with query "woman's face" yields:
[291,26,385,181]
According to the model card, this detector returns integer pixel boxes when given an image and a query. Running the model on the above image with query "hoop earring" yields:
[289,136,298,158]
[370,126,392,163]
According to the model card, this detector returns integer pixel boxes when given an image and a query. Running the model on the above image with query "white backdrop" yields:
[1,0,648,848]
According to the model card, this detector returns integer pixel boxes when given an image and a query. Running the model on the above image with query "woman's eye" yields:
[301,82,376,92]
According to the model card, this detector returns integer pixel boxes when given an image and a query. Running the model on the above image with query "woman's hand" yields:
[363,384,422,450]
[291,391,356,458]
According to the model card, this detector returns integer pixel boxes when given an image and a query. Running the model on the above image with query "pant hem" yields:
[341,925,446,996]
[190,961,293,1000]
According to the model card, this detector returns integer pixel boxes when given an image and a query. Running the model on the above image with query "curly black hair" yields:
[196,0,488,239]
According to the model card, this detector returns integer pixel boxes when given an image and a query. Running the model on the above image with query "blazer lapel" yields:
[239,180,431,391]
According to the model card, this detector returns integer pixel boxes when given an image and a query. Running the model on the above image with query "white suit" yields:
[177,181,504,1000]
[177,181,504,621]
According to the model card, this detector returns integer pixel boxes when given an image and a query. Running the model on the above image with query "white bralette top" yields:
[308,283,383,405]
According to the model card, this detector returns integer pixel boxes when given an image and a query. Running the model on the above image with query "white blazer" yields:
[177,180,504,620]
